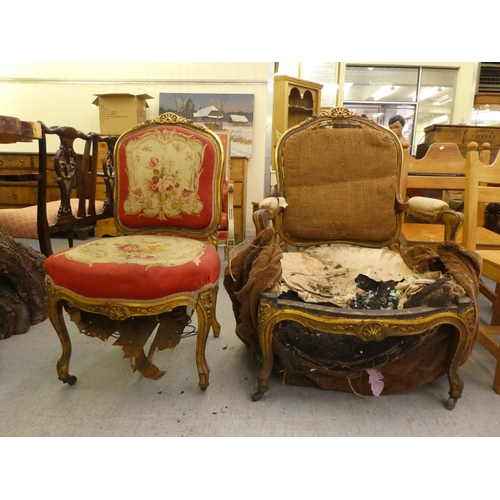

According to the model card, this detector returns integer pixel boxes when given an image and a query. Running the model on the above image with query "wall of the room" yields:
[0,62,274,239]
[0,61,480,238]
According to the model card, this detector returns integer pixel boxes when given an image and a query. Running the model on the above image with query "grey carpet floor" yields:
[1,236,500,437]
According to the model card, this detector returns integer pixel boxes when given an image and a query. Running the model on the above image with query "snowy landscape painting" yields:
[159,93,254,158]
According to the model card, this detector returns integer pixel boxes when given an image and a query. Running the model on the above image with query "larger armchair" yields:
[225,108,481,409]
[45,113,224,388]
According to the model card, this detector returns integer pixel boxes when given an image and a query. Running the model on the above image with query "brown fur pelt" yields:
[223,227,282,353]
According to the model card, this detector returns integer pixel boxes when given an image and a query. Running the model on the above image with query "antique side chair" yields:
[45,113,225,388]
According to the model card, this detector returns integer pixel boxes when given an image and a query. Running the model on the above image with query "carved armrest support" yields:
[252,196,288,234]
[407,196,464,241]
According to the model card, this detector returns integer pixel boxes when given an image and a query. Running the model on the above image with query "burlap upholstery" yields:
[282,126,400,244]
[237,108,478,405]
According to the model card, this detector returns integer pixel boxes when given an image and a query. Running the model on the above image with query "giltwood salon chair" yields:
[0,124,117,257]
[45,112,224,387]
[226,108,481,409]
[463,141,500,393]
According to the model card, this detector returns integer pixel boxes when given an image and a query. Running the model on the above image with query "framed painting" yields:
[159,93,254,158]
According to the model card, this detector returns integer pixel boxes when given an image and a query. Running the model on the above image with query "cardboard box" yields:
[92,93,154,135]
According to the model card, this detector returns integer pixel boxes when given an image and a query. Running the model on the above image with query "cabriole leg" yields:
[47,295,77,386]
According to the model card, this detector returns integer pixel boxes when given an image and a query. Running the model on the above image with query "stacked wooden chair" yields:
[399,142,500,250]
[463,141,500,393]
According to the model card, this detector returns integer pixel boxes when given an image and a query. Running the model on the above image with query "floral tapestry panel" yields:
[123,129,207,221]
[59,235,206,268]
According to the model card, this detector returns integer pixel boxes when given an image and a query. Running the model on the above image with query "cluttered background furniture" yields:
[44,112,225,388]
[463,141,500,393]
[271,75,323,170]
[0,123,117,256]
[417,123,500,161]
[399,142,466,249]
[399,142,500,250]
[225,107,481,409]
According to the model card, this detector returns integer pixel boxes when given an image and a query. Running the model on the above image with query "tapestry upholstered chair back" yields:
[274,107,404,249]
[114,113,224,243]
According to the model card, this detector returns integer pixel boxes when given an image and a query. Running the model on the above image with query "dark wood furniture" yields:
[0,122,117,256]
[418,124,500,161]
[37,124,117,255]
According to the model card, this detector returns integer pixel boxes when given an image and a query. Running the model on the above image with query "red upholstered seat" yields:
[46,235,220,300]
[45,113,225,388]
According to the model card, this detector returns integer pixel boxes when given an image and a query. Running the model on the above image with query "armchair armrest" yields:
[252,196,288,234]
[407,196,464,241]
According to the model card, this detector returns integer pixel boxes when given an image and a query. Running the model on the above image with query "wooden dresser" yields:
[0,153,61,208]
[0,146,109,210]
[229,156,247,244]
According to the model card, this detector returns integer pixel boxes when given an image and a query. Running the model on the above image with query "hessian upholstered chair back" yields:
[276,111,403,248]
[45,112,225,387]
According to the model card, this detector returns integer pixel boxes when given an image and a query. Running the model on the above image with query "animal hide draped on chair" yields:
[0,226,47,338]
[224,228,482,395]
[223,227,283,353]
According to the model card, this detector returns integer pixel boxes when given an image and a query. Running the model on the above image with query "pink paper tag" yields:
[367,368,384,396]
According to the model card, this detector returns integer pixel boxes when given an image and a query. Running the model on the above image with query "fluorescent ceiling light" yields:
[433,98,452,106]
[371,85,396,101]
[418,86,440,102]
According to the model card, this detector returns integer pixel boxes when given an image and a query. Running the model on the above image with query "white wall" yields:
[0,61,480,238]
[0,62,274,238]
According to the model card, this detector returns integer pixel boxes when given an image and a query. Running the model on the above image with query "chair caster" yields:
[446,397,457,410]
[251,390,264,402]
[64,375,77,386]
